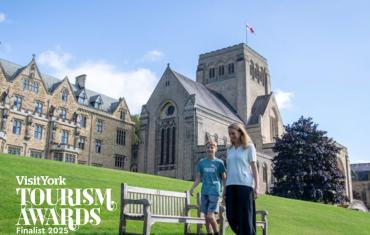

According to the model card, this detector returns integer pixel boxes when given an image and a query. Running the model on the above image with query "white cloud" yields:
[37,49,159,114]
[140,50,164,62]
[0,13,6,23]
[275,89,294,110]
[38,50,73,72]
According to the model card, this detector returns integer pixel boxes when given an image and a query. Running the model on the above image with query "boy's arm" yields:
[189,173,201,196]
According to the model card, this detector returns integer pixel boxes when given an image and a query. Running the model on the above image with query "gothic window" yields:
[8,146,21,155]
[209,68,215,78]
[249,60,255,79]
[14,95,22,110]
[78,96,86,104]
[65,154,76,163]
[218,65,225,76]
[115,154,125,168]
[34,124,43,140]
[92,96,103,109]
[80,115,87,128]
[95,139,102,153]
[60,108,67,120]
[255,64,260,83]
[61,130,69,145]
[263,163,268,183]
[166,105,175,116]
[228,63,235,74]
[261,68,266,87]
[12,119,22,135]
[35,101,43,114]
[270,109,279,141]
[116,128,126,145]
[53,152,63,161]
[31,81,39,93]
[120,110,126,120]
[158,102,177,167]
[79,136,86,150]
[23,79,30,90]
[61,89,68,102]
[160,129,165,164]
[96,119,103,133]
[31,151,43,158]
[77,89,87,104]
[171,126,176,164]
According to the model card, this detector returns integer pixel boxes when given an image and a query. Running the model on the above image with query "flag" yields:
[246,24,255,34]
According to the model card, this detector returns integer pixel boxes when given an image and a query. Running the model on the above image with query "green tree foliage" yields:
[272,116,346,204]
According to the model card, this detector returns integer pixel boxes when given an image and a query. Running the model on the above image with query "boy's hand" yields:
[221,194,226,205]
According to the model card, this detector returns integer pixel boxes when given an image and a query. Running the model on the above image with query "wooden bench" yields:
[195,193,268,235]
[119,183,206,235]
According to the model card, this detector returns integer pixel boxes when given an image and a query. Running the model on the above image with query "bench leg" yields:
[143,218,151,235]
[119,213,127,235]
[263,223,268,235]
[184,223,189,235]
[219,217,226,235]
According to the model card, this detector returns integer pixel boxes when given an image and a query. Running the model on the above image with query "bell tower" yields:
[196,43,271,124]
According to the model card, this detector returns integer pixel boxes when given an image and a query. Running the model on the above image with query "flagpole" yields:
[246,25,248,45]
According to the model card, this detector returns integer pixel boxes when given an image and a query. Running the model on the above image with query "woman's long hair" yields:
[228,122,251,149]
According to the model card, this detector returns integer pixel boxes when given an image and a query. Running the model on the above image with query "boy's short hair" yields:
[206,139,217,148]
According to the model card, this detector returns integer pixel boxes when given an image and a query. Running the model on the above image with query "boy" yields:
[189,139,226,235]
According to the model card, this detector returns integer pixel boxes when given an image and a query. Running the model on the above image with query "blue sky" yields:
[0,1,369,164]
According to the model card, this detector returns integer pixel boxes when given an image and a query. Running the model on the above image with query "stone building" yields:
[137,43,353,197]
[0,56,134,170]
[351,163,370,209]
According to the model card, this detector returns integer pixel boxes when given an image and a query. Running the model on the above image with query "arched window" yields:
[209,68,215,78]
[249,60,255,79]
[228,63,235,74]
[158,102,177,168]
[263,163,268,183]
[218,65,225,76]
[61,89,68,102]
[270,109,279,141]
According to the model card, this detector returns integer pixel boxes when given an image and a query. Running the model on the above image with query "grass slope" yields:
[0,154,369,235]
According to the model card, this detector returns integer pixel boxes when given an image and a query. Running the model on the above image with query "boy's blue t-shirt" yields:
[196,157,226,196]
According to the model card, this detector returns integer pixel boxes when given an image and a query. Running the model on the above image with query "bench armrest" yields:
[123,198,151,207]
[186,204,199,210]
[256,210,268,221]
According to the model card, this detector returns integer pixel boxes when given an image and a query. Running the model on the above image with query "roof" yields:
[351,163,370,172]
[351,163,370,181]
[248,94,272,125]
[170,68,242,122]
[0,58,120,113]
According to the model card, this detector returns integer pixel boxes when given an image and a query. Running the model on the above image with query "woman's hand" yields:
[254,187,260,199]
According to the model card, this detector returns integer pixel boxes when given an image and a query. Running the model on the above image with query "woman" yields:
[223,123,259,235]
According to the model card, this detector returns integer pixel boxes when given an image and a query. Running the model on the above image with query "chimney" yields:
[75,74,86,89]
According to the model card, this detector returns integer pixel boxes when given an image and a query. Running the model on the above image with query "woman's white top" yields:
[226,144,257,188]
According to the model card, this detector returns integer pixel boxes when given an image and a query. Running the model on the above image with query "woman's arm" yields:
[251,161,260,198]
[189,173,201,196]
[221,172,227,204]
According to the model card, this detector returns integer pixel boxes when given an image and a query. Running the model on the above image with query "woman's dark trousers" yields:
[225,185,256,235]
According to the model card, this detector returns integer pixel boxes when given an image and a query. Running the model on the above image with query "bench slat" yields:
[127,186,187,198]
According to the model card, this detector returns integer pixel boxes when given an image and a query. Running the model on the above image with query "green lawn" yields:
[0,154,369,235]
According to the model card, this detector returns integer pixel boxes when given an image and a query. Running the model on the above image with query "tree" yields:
[272,116,345,204]
[131,114,140,145]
